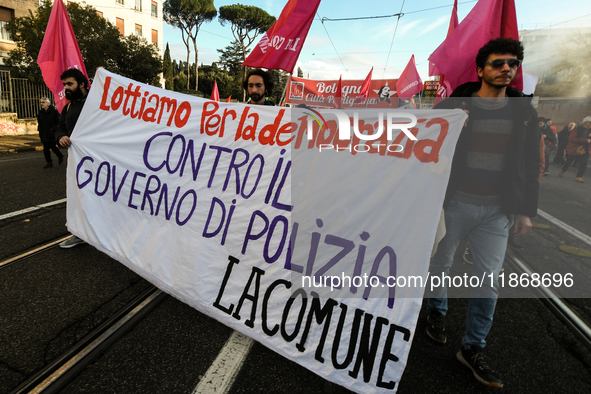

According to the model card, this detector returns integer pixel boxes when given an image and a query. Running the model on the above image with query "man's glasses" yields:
[485,59,522,69]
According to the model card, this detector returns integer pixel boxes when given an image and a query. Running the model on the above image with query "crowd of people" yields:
[538,115,591,183]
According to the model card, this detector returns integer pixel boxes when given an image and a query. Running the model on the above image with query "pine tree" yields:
[163,43,174,90]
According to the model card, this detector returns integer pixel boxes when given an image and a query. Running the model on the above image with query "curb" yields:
[0,146,43,154]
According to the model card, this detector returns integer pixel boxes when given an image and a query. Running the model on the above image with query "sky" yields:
[163,0,591,81]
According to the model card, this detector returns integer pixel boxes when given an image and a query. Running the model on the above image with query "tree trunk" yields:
[185,41,191,90]
[193,40,199,92]
[241,43,247,102]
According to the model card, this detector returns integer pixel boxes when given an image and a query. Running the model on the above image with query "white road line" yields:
[0,198,67,221]
[192,331,254,394]
[537,209,591,248]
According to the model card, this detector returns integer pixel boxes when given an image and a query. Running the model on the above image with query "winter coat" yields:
[36,106,60,143]
[434,82,540,218]
[55,95,87,143]
[565,125,591,156]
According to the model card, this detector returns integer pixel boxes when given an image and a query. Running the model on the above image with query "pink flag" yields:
[396,55,423,98]
[333,75,342,109]
[428,0,522,93]
[37,0,88,112]
[211,80,220,101]
[434,0,459,100]
[354,67,373,104]
[242,0,321,73]
[447,0,459,37]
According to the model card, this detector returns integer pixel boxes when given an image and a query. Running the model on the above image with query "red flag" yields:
[447,0,459,37]
[37,0,88,112]
[434,0,459,100]
[211,80,220,101]
[242,0,321,73]
[429,0,521,93]
[396,55,423,98]
[354,67,373,104]
[333,75,342,109]
[226,95,232,103]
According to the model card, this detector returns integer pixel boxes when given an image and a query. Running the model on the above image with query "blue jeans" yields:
[426,201,513,348]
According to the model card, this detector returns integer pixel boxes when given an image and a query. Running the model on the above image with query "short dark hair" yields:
[475,38,524,70]
[243,69,274,95]
[60,68,89,90]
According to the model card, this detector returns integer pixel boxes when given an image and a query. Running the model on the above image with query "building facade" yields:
[0,0,39,68]
[69,0,163,57]
[0,0,164,68]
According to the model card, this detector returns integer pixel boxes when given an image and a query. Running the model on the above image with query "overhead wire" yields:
[382,0,406,79]
[317,12,348,72]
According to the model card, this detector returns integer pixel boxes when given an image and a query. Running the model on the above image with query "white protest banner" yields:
[66,69,467,393]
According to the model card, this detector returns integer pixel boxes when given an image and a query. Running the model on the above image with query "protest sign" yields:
[66,69,466,393]
[286,76,400,109]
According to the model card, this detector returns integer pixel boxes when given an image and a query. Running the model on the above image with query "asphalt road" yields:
[1,150,590,394]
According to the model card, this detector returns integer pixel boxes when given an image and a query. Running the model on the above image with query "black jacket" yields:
[37,106,60,143]
[540,124,556,146]
[55,95,87,143]
[435,82,540,218]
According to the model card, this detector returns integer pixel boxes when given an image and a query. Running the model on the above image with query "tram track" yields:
[10,286,166,394]
[1,208,168,394]
[0,235,71,270]
[2,197,590,393]
[505,249,591,352]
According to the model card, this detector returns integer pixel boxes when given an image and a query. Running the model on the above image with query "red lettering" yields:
[294,115,308,149]
[235,107,259,142]
[174,101,191,128]
[276,122,295,146]
[142,94,159,122]
[122,83,134,116]
[387,118,425,159]
[413,118,448,163]
[158,97,177,126]
[99,76,111,111]
[329,120,350,151]
[201,101,220,135]
[259,109,285,146]
[219,108,237,138]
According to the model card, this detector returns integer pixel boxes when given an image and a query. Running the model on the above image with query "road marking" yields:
[537,209,591,248]
[192,331,254,394]
[0,198,67,221]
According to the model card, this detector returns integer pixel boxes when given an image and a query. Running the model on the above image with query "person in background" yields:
[554,122,576,167]
[37,97,63,169]
[546,118,557,151]
[243,69,275,106]
[559,116,591,183]
[539,117,556,176]
[56,68,89,248]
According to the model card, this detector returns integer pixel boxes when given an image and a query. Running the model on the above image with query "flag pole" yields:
[279,73,291,107]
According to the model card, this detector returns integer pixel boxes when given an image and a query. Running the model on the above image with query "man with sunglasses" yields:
[425,38,540,389]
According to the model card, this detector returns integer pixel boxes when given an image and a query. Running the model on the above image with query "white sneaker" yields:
[59,235,86,249]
